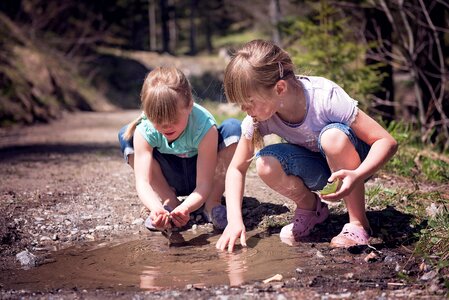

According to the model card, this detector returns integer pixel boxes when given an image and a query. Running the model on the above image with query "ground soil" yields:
[0,110,446,299]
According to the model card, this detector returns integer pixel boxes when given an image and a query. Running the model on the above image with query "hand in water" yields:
[216,221,247,252]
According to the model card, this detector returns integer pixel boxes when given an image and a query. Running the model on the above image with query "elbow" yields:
[389,137,399,156]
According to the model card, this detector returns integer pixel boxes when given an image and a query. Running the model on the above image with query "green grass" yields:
[384,120,449,184]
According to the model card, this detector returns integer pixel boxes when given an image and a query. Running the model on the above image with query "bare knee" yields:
[320,128,350,156]
[255,156,281,179]
[217,143,237,166]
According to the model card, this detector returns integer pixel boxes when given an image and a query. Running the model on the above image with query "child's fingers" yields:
[227,236,237,252]
[152,214,164,228]
[170,212,188,227]
[216,234,229,251]
[240,231,247,247]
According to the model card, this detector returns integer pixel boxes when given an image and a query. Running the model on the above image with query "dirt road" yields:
[0,110,445,299]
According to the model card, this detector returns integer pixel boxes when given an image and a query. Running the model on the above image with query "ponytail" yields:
[252,119,264,153]
[123,115,142,141]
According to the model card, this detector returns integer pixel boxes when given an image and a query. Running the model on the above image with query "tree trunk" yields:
[415,0,448,145]
[270,0,282,46]
[148,0,157,51]
[159,0,170,53]
[168,0,177,53]
[189,0,198,55]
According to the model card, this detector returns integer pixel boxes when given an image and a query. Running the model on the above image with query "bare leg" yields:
[205,143,237,213]
[255,156,316,210]
[320,128,370,230]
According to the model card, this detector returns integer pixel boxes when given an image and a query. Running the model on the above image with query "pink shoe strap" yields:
[294,195,325,217]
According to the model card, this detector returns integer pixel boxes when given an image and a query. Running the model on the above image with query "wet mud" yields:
[2,230,303,291]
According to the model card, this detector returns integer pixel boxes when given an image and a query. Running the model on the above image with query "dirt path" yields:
[0,111,445,299]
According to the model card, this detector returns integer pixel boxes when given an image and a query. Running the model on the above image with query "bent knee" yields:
[320,128,352,156]
[255,156,281,178]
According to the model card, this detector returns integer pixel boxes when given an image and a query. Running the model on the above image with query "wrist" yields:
[178,202,191,214]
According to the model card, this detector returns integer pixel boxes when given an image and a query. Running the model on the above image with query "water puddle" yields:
[2,229,307,291]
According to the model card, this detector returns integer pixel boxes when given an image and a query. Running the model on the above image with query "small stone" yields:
[364,252,379,263]
[95,225,111,231]
[40,236,52,242]
[420,270,438,281]
[16,250,37,269]
[132,218,144,225]
[263,274,283,284]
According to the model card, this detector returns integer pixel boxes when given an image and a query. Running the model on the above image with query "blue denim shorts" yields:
[256,123,370,191]
[118,118,241,196]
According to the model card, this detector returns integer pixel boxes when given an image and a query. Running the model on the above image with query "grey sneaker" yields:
[209,205,228,230]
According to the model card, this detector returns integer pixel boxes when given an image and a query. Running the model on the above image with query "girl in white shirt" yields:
[216,40,398,252]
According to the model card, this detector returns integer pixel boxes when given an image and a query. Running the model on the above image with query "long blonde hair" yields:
[123,67,193,140]
[223,39,296,151]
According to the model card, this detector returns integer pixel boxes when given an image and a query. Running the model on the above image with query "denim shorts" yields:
[256,123,370,191]
[118,118,241,196]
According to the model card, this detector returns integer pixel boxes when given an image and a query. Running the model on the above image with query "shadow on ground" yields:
[241,194,421,251]
[0,143,120,162]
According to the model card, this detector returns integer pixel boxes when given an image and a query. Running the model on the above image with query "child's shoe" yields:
[279,197,329,241]
[204,204,228,230]
[330,223,371,248]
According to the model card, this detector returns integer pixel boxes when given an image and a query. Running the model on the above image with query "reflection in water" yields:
[2,230,301,292]
[219,248,248,286]
[138,238,250,290]
[140,266,162,290]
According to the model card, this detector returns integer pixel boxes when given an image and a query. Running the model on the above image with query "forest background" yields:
[0,0,448,294]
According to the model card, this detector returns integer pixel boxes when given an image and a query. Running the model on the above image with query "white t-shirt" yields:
[241,76,359,152]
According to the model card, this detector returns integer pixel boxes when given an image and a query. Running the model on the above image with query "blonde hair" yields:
[124,67,193,140]
[223,40,296,151]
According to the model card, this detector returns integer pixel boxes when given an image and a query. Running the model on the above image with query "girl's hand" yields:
[320,169,362,201]
[216,221,247,252]
[169,205,190,228]
[150,207,172,229]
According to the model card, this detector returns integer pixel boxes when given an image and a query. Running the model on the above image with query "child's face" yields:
[242,90,279,122]
[152,103,192,142]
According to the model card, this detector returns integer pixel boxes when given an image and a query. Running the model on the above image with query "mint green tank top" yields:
[136,103,216,158]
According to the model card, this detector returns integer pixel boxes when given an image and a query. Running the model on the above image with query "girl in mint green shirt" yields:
[118,67,241,231]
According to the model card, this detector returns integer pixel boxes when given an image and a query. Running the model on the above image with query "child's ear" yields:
[275,80,287,95]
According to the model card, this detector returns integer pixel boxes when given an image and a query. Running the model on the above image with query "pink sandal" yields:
[330,223,371,248]
[280,197,329,241]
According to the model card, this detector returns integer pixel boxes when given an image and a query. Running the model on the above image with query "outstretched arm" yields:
[133,132,172,229]
[216,136,254,252]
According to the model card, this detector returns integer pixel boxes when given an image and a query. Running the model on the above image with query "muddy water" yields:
[2,230,306,292]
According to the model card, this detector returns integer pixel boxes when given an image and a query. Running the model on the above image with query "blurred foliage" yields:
[283,2,384,109]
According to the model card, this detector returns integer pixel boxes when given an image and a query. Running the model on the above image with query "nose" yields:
[160,123,172,130]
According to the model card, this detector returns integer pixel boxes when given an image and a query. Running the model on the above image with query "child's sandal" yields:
[279,195,329,241]
[330,223,371,248]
